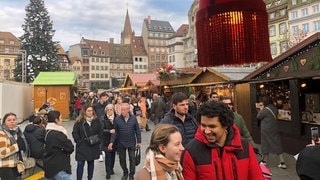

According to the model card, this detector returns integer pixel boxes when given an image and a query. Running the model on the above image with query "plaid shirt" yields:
[0,131,19,168]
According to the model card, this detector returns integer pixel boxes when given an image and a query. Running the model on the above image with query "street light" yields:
[19,50,27,83]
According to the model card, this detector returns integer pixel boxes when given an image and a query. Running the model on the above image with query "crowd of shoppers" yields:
[2,89,297,180]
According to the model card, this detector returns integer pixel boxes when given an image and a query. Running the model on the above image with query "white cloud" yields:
[0,0,193,50]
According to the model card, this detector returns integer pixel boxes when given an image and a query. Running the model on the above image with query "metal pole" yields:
[20,50,27,83]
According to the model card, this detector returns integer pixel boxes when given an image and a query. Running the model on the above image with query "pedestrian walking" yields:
[182,101,263,179]
[135,124,184,180]
[150,94,166,125]
[161,92,198,147]
[72,105,102,180]
[101,104,117,179]
[257,96,286,168]
[108,103,141,180]
[44,110,74,180]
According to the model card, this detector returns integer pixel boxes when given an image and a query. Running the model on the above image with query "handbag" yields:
[23,156,36,169]
[82,123,100,145]
[17,161,25,173]
[135,147,141,166]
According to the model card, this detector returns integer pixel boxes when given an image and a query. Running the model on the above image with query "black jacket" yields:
[161,109,198,147]
[72,119,101,161]
[43,130,74,178]
[101,113,117,150]
[23,124,46,159]
[296,145,320,179]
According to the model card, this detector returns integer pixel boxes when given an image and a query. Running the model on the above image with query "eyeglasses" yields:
[212,96,219,98]
[225,103,233,106]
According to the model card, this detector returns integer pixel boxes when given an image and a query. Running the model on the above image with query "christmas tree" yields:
[14,0,60,83]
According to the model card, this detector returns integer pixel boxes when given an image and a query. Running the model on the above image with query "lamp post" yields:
[19,50,27,83]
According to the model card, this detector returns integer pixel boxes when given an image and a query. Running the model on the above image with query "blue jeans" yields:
[104,150,116,174]
[118,146,136,177]
[51,171,72,180]
[76,160,94,180]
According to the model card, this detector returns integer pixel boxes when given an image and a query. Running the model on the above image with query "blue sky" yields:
[0,0,194,50]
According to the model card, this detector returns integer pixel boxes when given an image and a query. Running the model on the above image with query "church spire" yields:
[121,9,134,45]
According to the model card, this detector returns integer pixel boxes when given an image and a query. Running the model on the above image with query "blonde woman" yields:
[136,124,185,180]
[72,104,101,180]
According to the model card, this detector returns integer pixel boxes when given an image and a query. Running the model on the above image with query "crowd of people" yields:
[0,90,314,180]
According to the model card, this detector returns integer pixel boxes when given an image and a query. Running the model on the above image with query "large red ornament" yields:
[196,0,272,66]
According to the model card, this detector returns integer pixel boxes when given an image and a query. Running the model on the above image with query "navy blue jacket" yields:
[161,109,198,147]
[110,114,141,148]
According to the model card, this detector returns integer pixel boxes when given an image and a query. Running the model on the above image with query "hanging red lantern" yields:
[196,0,272,66]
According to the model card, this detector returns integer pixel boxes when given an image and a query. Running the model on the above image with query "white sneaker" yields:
[98,155,104,162]
[101,151,105,158]
[278,163,287,169]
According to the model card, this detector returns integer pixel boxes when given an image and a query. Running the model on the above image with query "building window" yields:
[280,41,288,53]
[9,40,14,45]
[314,21,320,31]
[280,9,286,16]
[91,57,95,62]
[105,74,108,78]
[96,66,99,70]
[292,25,299,34]
[270,43,277,55]
[101,74,104,78]
[269,12,275,19]
[96,74,99,78]
[302,23,309,32]
[313,5,320,13]
[0,39,4,44]
[291,0,297,5]
[269,25,276,36]
[279,23,287,35]
[91,74,95,78]
[135,65,138,69]
[4,59,10,66]
[301,8,308,17]
[291,11,298,19]
[91,66,95,70]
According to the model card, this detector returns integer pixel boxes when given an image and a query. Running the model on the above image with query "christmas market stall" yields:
[33,72,77,119]
[243,32,320,154]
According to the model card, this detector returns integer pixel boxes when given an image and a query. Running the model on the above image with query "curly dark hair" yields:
[196,101,234,127]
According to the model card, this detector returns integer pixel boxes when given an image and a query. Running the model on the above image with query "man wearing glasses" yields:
[222,97,255,146]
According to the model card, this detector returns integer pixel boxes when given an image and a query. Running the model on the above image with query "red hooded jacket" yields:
[182,125,263,180]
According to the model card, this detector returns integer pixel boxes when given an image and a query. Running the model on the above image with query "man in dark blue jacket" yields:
[108,103,141,180]
[161,92,198,147]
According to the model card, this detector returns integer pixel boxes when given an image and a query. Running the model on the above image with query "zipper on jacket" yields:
[214,161,219,180]
[231,157,238,180]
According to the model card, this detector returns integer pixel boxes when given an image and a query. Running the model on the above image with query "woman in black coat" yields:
[101,104,117,179]
[44,110,74,179]
[72,104,101,180]
[23,116,46,159]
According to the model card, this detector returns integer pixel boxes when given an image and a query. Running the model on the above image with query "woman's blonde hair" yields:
[146,123,180,154]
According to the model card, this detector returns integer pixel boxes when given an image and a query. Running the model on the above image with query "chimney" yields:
[109,38,114,44]
[147,16,151,25]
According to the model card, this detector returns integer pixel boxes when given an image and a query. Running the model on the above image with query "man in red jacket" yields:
[181,101,263,180]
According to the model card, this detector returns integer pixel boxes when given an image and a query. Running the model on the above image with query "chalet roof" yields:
[144,18,175,33]
[56,44,66,55]
[131,36,147,56]
[123,73,158,87]
[190,67,230,83]
[243,32,320,81]
[33,72,76,85]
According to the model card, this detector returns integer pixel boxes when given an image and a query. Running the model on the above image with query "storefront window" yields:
[256,80,291,120]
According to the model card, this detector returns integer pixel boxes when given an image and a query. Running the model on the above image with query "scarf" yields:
[144,150,184,180]
[107,114,115,124]
[85,116,94,126]
[46,122,69,138]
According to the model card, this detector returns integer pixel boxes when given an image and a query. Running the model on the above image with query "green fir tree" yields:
[14,0,60,83]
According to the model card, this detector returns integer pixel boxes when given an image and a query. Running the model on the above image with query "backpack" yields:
[133,104,142,116]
